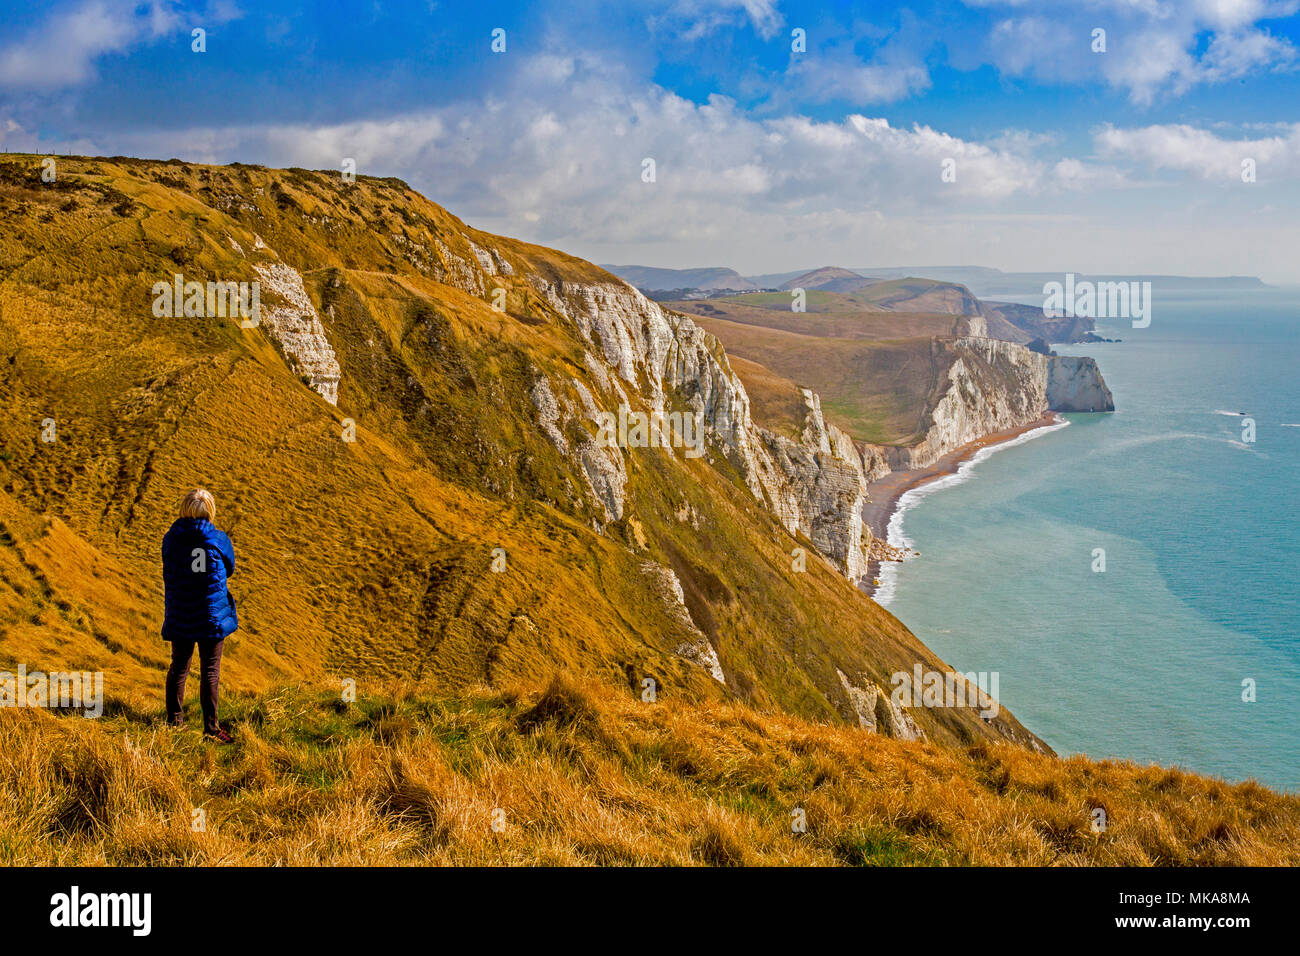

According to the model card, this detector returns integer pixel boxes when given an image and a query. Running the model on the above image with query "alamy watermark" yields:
[49,886,150,936]
[1043,273,1151,328]
[595,404,704,458]
[891,665,999,719]
[152,273,261,327]
[1,664,103,717]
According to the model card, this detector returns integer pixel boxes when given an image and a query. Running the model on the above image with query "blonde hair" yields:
[179,488,216,521]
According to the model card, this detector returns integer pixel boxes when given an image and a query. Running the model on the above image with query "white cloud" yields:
[0,0,241,89]
[1201,26,1297,79]
[0,1,143,87]
[648,0,784,41]
[6,46,1297,279]
[1095,121,1300,178]
[58,52,1102,269]
[845,116,1044,199]
[973,0,1298,104]
[785,42,931,104]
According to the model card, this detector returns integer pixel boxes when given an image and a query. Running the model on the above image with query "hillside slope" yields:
[0,154,1039,750]
[779,266,876,293]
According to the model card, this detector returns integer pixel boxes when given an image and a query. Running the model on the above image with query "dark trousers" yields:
[165,638,224,734]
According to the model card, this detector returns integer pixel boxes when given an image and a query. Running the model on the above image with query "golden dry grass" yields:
[3,674,1296,867]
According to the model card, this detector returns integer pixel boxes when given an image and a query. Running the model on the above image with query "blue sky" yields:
[2,0,1299,280]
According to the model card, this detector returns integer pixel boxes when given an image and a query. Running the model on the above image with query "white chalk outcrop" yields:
[642,563,726,683]
[884,335,1113,471]
[252,262,342,405]
[529,376,568,455]
[836,669,926,741]
[1047,355,1114,412]
[526,279,883,584]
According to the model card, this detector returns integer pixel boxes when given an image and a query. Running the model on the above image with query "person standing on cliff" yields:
[161,488,237,743]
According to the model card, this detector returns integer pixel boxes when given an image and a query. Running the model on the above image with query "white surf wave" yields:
[872,417,1070,607]
[1089,431,1257,456]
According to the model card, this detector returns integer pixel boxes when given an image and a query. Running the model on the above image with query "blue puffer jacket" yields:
[161,517,238,641]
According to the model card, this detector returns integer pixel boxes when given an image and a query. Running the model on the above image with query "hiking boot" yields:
[204,728,235,745]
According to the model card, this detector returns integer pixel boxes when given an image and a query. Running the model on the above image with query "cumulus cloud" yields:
[1095,121,1300,178]
[973,0,1298,104]
[3,15,1295,278]
[87,57,1076,250]
[784,38,932,105]
[0,0,241,89]
[38,48,1290,266]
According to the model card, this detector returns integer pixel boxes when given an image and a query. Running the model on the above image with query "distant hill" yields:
[850,277,982,315]
[607,262,1268,303]
[779,267,875,293]
[746,268,812,288]
[981,300,1102,345]
[848,267,1269,299]
[599,264,756,292]
[741,266,1269,299]
[667,272,1114,448]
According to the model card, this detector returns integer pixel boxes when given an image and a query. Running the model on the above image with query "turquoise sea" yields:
[877,288,1300,791]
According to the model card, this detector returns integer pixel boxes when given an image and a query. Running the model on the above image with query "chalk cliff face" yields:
[523,278,882,584]
[251,261,342,405]
[885,337,1045,471]
[836,669,926,740]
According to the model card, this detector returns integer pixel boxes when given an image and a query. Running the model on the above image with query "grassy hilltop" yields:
[0,155,1296,865]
